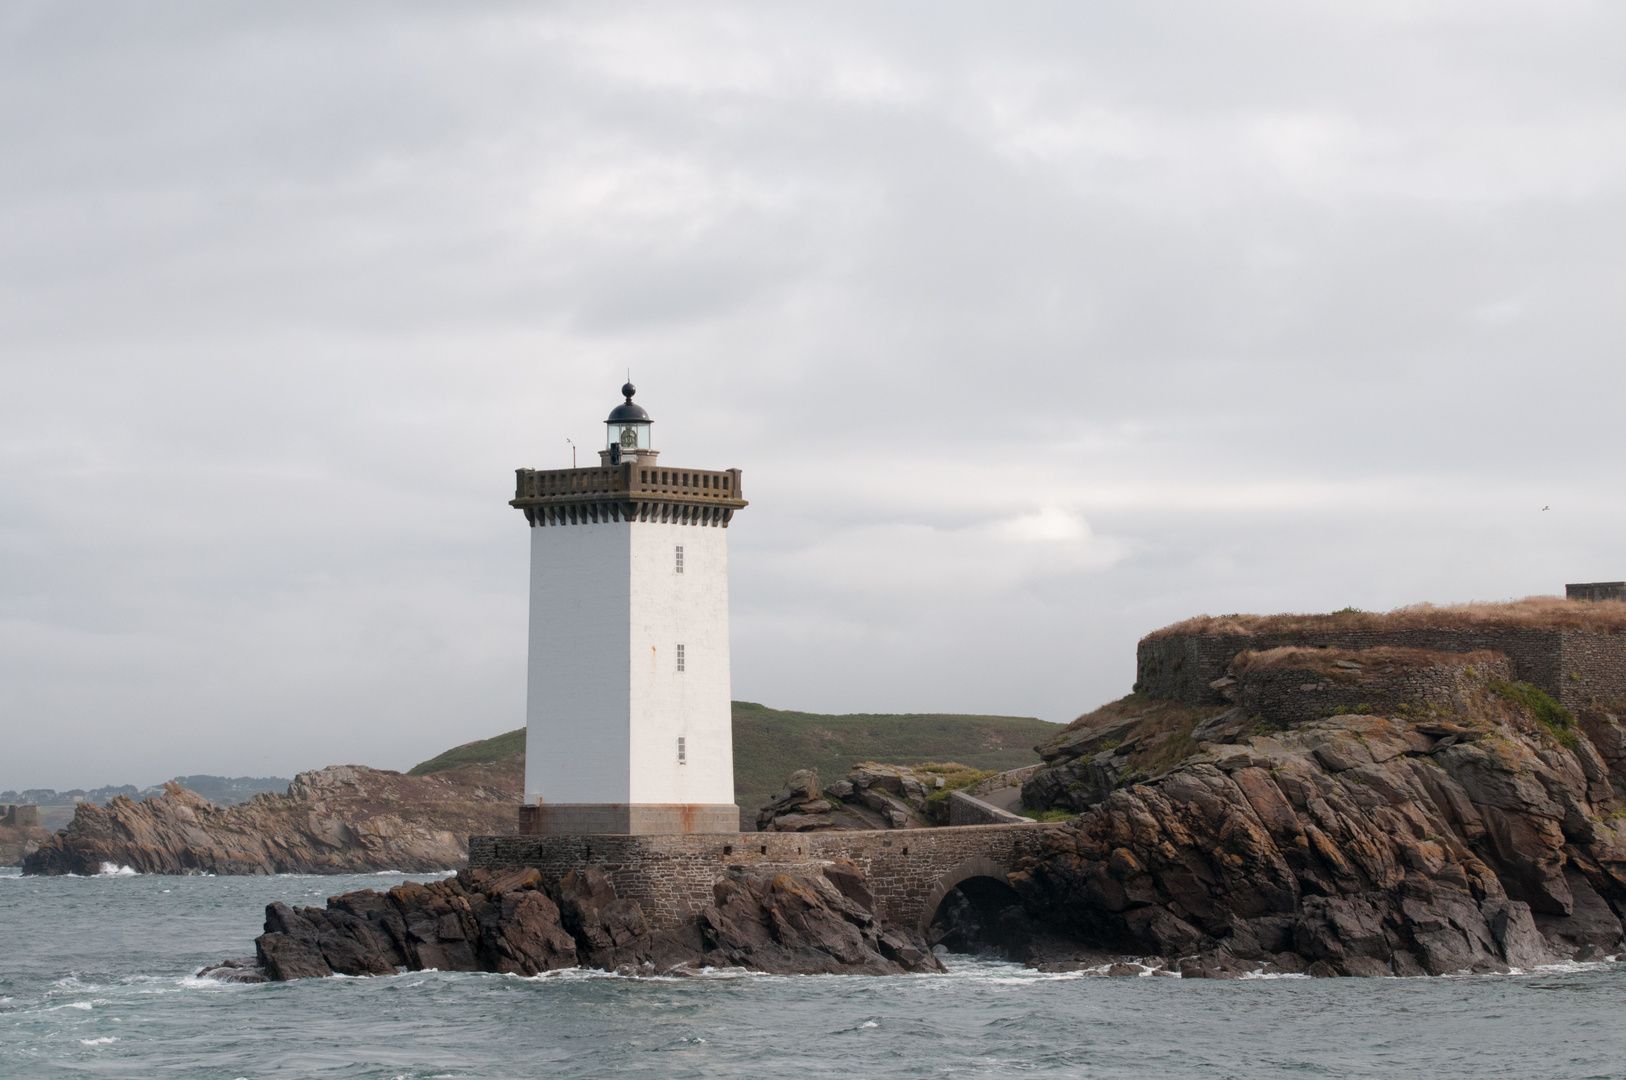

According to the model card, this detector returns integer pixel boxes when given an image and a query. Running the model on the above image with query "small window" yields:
[641,469,648,483]
[722,476,730,490]
[677,736,686,764]
[675,545,684,573]
[661,471,668,485]
[702,474,709,489]
[676,644,685,672]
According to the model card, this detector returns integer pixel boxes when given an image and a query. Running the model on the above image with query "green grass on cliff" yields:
[1489,679,1580,750]
[408,704,1062,812]
[731,703,1060,811]
[407,728,527,776]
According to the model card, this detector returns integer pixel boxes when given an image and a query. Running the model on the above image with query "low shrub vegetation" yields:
[1490,679,1579,750]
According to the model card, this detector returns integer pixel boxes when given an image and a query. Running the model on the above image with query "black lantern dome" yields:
[607,383,650,423]
[605,383,653,454]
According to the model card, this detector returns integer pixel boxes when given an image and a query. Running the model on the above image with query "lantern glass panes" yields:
[609,422,650,450]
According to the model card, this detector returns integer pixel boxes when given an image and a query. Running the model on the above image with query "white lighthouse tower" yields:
[510,384,746,834]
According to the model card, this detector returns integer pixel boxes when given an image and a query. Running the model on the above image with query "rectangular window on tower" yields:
[675,545,684,573]
[676,644,685,672]
[677,736,686,764]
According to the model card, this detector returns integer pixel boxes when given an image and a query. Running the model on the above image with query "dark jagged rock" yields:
[203,860,943,982]
[194,957,269,983]
[1010,644,1626,975]
[698,866,944,974]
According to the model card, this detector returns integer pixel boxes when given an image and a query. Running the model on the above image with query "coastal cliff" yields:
[23,765,514,875]
[1007,642,1626,975]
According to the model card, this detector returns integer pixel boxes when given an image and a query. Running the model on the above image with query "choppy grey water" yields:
[3,868,1624,1079]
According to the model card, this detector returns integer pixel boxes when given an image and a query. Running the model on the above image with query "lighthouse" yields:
[510,384,746,834]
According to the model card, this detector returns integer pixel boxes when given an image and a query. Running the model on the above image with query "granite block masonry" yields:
[947,790,1028,827]
[471,823,1063,933]
[1568,582,1626,603]
[1139,626,1626,711]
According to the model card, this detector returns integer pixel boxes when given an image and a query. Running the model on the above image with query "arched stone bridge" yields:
[469,822,1065,932]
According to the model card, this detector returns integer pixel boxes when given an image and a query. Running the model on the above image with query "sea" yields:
[3,867,1624,1079]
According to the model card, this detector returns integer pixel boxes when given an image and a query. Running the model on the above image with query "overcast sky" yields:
[3,1,1623,790]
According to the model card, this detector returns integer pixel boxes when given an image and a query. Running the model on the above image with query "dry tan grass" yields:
[1059,694,1227,734]
[1059,697,1224,778]
[1144,596,1626,640]
[1231,646,1506,674]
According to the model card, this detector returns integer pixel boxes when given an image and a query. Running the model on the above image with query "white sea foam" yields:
[97,863,137,877]
[80,1036,117,1045]
[179,975,258,990]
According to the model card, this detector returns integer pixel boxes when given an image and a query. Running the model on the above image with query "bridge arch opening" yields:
[921,857,1025,956]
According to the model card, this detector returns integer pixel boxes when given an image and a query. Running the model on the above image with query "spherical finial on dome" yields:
[607,382,651,424]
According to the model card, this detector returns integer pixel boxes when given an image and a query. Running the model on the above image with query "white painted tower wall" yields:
[523,519,735,828]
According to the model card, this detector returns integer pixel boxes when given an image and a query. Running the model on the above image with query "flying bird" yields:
[1542,506,1550,511]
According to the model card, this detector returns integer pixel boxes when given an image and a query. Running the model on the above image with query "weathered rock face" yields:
[756,763,989,831]
[754,769,847,831]
[1013,646,1626,975]
[23,766,515,875]
[224,861,943,980]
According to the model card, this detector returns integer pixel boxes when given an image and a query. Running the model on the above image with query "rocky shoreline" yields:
[201,861,944,981]
[23,766,514,875]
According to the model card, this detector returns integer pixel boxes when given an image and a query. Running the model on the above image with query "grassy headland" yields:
[730,702,1060,811]
[409,703,1063,814]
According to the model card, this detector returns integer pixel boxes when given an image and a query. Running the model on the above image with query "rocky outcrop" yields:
[211,861,943,980]
[23,766,515,875]
[754,770,851,831]
[1011,645,1626,974]
[756,763,999,831]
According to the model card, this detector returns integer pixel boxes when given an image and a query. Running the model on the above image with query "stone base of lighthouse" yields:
[517,803,741,836]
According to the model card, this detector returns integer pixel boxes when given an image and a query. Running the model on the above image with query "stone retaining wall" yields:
[1137,627,1626,711]
[947,790,1028,826]
[469,822,1062,931]
[1235,655,1514,726]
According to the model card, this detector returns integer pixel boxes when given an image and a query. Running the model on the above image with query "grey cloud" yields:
[2,1,1623,787]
